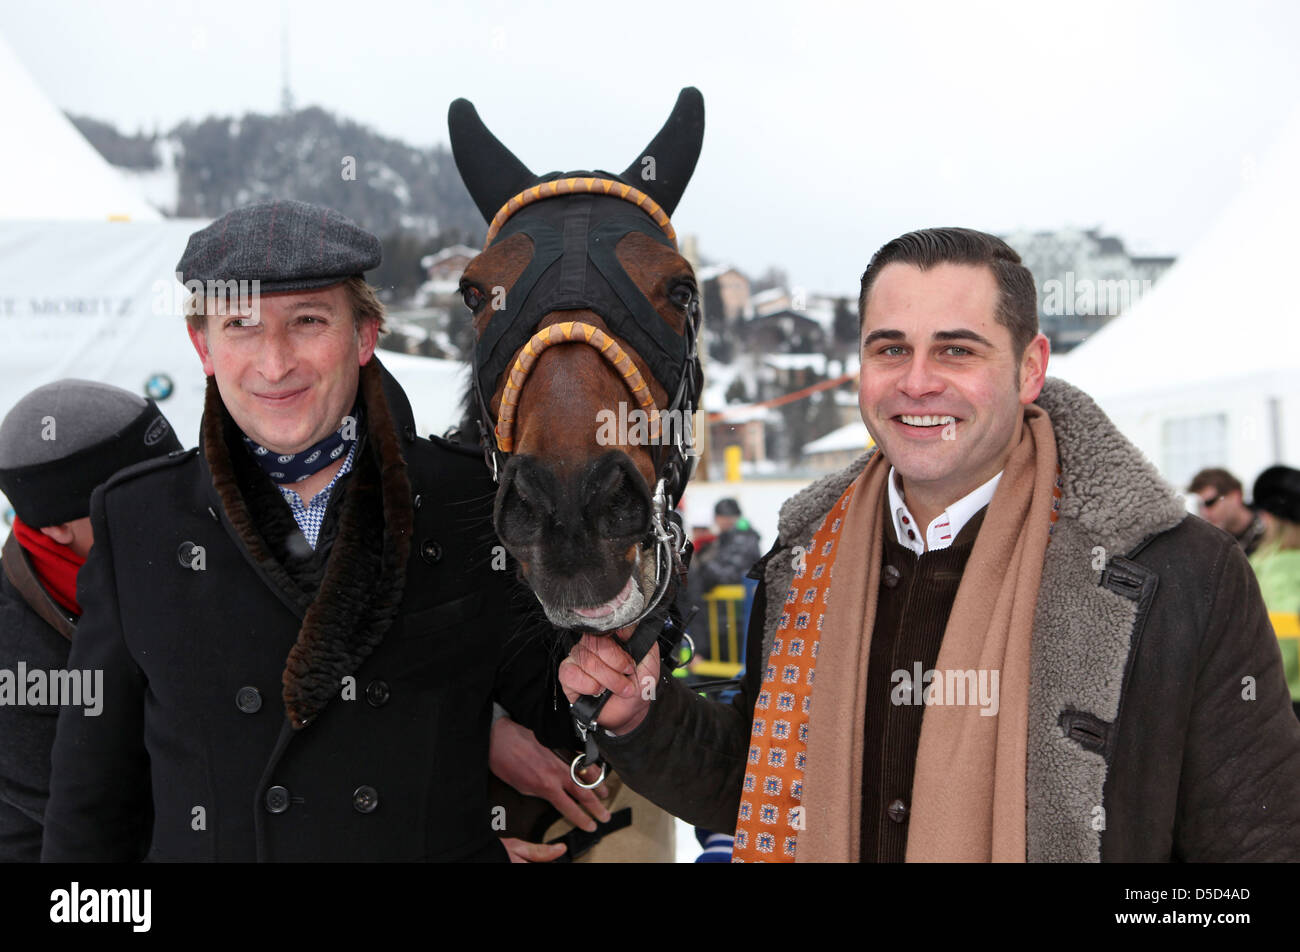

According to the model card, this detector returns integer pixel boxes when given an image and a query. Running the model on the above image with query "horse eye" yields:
[462,286,485,312]
[669,285,695,310]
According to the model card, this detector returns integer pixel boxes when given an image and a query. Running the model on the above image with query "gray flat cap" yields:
[175,199,382,294]
[0,380,181,526]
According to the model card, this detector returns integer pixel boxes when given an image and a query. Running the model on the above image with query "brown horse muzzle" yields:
[495,450,654,630]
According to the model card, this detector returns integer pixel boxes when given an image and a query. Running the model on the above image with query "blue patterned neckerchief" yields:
[243,402,363,485]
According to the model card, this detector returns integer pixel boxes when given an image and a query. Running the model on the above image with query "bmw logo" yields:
[145,373,174,400]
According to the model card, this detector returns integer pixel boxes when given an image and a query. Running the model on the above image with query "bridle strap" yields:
[485,176,677,249]
[495,320,661,453]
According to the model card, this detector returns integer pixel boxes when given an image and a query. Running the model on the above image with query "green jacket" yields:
[1250,542,1300,701]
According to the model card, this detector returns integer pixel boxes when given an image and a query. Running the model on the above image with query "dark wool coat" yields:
[600,378,1300,861]
[42,359,571,862]
[0,533,75,861]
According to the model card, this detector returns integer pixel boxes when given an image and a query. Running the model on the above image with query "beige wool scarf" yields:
[797,405,1061,862]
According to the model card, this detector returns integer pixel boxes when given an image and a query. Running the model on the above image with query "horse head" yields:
[449,88,705,635]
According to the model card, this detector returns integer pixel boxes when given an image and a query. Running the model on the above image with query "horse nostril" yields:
[594,462,624,500]
[496,463,558,546]
[511,468,554,516]
[589,456,650,540]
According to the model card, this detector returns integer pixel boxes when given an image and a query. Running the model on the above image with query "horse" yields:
[446,88,706,672]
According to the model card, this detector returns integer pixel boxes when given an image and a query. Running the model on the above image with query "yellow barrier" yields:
[1270,612,1300,639]
[725,445,742,483]
[692,584,746,678]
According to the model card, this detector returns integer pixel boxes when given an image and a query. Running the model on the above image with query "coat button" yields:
[413,493,423,511]
[366,680,391,707]
[235,686,262,714]
[353,785,380,814]
[402,423,416,443]
[265,785,291,814]
[887,798,908,824]
[882,565,901,589]
[420,539,442,564]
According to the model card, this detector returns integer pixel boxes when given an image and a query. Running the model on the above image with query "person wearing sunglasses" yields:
[1189,467,1266,556]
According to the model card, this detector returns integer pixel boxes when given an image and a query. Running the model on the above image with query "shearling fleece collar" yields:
[775,377,1185,553]
[202,360,414,728]
[764,376,1190,862]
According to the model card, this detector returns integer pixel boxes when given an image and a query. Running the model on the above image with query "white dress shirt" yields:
[887,466,1002,555]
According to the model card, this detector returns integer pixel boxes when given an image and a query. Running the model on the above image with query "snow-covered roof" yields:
[750,287,788,314]
[420,244,479,267]
[697,263,746,283]
[803,421,874,455]
[710,403,776,424]
[417,277,463,299]
[387,320,431,342]
[765,353,828,373]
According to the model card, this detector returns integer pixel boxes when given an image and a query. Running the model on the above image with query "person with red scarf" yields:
[0,380,180,860]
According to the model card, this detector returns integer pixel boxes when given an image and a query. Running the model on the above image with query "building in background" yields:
[1001,227,1175,353]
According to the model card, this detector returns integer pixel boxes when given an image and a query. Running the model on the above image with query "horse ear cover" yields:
[448,98,539,222]
[619,86,704,217]
[448,87,705,224]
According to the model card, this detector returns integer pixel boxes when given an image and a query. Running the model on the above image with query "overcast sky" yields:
[5,0,1299,295]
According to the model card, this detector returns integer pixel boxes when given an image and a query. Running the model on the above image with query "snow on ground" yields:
[675,817,699,862]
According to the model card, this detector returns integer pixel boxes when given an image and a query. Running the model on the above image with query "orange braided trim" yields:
[484,176,677,249]
[495,320,661,453]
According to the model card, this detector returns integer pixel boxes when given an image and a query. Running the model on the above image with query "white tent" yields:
[1050,109,1300,490]
[0,33,161,223]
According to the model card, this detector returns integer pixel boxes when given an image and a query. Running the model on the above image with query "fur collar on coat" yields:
[201,360,414,729]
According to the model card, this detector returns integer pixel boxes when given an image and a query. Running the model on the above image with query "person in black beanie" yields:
[0,380,181,860]
[1248,465,1300,720]
[41,200,576,863]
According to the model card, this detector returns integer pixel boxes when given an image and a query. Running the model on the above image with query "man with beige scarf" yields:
[559,227,1300,862]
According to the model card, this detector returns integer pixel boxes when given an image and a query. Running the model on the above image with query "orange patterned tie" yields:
[732,481,857,862]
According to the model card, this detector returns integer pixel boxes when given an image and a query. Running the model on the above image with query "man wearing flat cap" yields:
[42,200,574,862]
[0,380,180,860]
